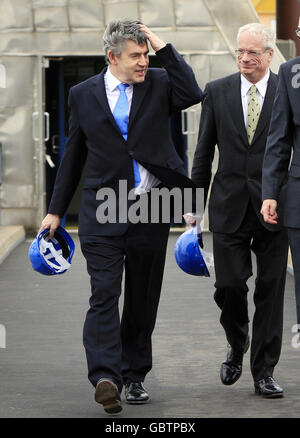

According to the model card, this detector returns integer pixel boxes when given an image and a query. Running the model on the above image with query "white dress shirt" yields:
[240,69,270,127]
[104,67,161,195]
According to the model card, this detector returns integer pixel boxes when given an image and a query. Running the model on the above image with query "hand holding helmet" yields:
[39,213,61,238]
[29,226,75,275]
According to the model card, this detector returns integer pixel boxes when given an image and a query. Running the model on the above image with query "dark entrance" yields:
[45,56,187,227]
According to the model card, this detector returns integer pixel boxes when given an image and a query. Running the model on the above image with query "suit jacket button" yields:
[129,151,134,157]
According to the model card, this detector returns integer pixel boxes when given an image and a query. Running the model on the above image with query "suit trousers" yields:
[213,202,288,381]
[79,192,170,393]
[287,228,300,326]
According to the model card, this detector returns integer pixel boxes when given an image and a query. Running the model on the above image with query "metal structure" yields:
[0,0,285,232]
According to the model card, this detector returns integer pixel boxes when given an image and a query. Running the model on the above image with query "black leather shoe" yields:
[220,336,250,386]
[254,376,284,398]
[125,382,149,404]
[95,378,122,413]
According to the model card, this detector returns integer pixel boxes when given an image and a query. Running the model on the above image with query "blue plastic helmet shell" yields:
[29,226,75,276]
[174,228,210,276]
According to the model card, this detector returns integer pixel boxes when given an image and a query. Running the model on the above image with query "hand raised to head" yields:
[139,24,166,52]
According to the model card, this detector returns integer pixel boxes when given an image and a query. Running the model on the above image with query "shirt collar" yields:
[105,66,132,92]
[241,69,270,98]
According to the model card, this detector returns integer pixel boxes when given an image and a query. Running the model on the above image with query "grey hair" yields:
[237,22,275,50]
[103,19,148,64]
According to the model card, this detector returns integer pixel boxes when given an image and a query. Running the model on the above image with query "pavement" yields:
[0,228,300,420]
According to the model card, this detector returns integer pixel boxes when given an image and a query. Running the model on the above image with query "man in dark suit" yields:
[261,22,300,335]
[187,23,288,397]
[38,20,202,414]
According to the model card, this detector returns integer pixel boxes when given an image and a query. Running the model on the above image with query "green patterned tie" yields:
[247,85,260,144]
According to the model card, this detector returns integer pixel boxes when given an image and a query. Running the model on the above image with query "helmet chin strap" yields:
[193,224,213,267]
[39,239,71,273]
[201,250,214,269]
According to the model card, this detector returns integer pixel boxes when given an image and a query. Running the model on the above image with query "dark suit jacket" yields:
[191,71,284,233]
[48,44,203,235]
[262,56,300,228]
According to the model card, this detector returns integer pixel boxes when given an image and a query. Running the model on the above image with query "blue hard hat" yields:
[174,227,210,276]
[29,226,75,275]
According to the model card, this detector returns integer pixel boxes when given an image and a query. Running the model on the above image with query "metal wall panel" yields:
[153,29,228,52]
[31,0,67,7]
[175,0,213,27]
[0,0,33,31]
[1,208,36,229]
[0,56,37,223]
[0,58,33,107]
[0,30,230,56]
[104,0,139,24]
[140,0,174,27]
[69,0,104,30]
[33,7,70,32]
[0,33,33,53]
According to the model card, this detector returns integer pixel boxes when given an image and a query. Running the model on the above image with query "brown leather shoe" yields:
[95,378,122,413]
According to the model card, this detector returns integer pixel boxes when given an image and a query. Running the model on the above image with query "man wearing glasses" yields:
[188,23,288,397]
[261,21,300,341]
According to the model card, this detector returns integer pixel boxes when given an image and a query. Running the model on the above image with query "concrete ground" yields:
[0,230,299,419]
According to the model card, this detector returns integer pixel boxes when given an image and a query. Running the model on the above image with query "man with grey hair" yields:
[39,19,202,413]
[187,22,288,397]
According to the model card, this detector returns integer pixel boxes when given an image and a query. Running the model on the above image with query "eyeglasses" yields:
[296,27,300,37]
[235,49,270,58]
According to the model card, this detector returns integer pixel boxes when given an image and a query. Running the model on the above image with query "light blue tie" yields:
[113,83,141,188]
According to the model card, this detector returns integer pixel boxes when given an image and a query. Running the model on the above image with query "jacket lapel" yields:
[91,69,121,134]
[228,73,249,146]
[129,77,151,130]
[250,71,277,146]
